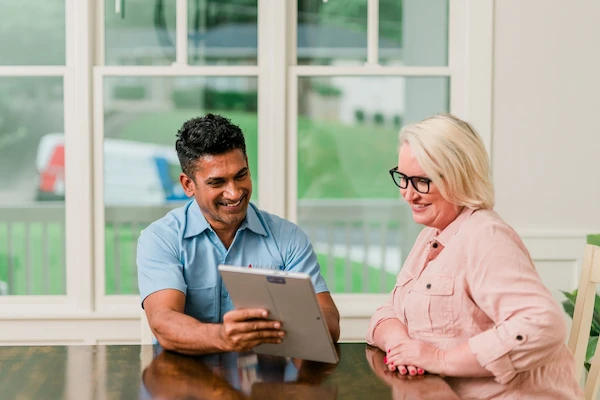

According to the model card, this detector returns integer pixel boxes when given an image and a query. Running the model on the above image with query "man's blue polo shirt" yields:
[137,200,329,323]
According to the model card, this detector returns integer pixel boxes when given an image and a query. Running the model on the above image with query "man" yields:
[137,113,340,355]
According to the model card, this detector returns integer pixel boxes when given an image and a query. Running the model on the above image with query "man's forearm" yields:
[322,306,340,342]
[152,309,226,355]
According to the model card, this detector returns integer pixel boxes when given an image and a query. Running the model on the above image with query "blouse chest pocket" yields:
[405,274,456,338]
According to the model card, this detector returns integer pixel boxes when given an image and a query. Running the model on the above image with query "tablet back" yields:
[218,265,339,364]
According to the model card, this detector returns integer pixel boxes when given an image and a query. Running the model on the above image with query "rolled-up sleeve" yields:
[366,294,401,345]
[466,223,567,384]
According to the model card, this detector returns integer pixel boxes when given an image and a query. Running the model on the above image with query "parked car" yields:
[35,133,188,205]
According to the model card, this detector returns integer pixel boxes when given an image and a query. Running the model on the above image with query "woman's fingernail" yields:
[401,368,406,374]
[418,369,424,374]
[384,356,388,363]
[387,349,391,353]
[410,370,416,375]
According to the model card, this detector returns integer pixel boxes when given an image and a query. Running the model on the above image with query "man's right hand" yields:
[218,309,286,352]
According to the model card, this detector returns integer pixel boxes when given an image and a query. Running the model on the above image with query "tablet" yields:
[218,265,339,364]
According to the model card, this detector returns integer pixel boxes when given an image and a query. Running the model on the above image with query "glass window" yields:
[296,76,449,293]
[105,0,176,66]
[297,0,448,67]
[0,0,65,65]
[103,76,258,295]
[0,77,66,295]
[187,0,258,66]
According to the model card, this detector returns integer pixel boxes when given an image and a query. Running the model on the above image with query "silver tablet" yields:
[218,265,339,364]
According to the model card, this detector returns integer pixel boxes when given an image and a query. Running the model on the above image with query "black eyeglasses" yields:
[389,167,432,194]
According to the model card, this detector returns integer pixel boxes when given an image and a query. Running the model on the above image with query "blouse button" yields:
[426,283,432,289]
[516,335,523,341]
[432,242,438,249]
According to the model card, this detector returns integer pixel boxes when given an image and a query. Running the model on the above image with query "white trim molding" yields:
[0,66,67,76]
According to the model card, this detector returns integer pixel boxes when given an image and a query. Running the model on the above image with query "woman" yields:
[366,114,583,399]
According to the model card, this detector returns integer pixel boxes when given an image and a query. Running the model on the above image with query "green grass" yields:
[0,110,401,295]
[0,223,64,295]
[105,226,397,295]
[117,109,400,200]
[0,221,395,295]
[318,253,396,293]
[104,225,139,295]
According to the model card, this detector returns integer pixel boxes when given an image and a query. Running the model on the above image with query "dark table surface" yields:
[0,342,461,399]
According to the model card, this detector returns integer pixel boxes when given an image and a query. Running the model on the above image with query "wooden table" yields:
[0,343,460,399]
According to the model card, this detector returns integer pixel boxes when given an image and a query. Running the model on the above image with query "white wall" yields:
[493,0,600,232]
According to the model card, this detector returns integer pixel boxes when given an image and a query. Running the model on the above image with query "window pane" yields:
[297,0,367,65]
[0,1,65,65]
[103,76,258,295]
[297,76,449,293]
[105,0,176,66]
[382,0,449,66]
[0,77,66,295]
[187,0,258,66]
[297,0,448,67]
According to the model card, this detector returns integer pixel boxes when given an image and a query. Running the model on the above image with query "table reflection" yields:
[141,345,340,399]
[364,346,460,400]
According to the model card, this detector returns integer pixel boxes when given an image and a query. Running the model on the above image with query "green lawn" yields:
[1,222,396,295]
[116,109,400,200]
[105,226,398,295]
[0,110,401,295]
[0,223,64,295]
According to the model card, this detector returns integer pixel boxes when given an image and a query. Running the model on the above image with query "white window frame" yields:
[93,0,266,313]
[0,0,94,316]
[0,0,493,342]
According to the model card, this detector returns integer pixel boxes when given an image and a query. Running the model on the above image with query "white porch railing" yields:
[0,200,420,295]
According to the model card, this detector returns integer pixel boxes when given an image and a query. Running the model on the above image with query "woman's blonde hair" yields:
[398,113,494,210]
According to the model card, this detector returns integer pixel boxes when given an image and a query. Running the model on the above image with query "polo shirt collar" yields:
[183,200,268,239]
[242,203,268,237]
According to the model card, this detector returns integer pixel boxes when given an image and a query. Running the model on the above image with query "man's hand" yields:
[386,338,447,375]
[218,309,286,352]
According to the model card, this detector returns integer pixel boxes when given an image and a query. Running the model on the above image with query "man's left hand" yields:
[386,339,447,375]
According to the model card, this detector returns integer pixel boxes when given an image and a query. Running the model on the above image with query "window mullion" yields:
[95,0,105,66]
[65,0,94,312]
[257,0,288,216]
[175,0,188,66]
[367,0,380,65]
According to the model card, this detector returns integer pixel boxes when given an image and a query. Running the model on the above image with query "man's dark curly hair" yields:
[175,113,247,179]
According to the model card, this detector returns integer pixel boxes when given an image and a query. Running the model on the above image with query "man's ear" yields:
[180,172,195,197]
